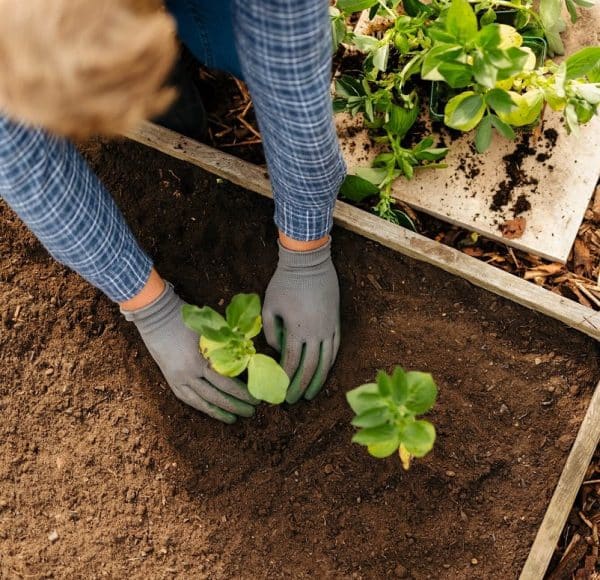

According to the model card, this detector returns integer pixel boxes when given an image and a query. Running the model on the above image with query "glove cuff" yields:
[277,238,332,269]
[120,281,182,333]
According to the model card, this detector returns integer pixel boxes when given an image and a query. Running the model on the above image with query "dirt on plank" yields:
[0,139,598,579]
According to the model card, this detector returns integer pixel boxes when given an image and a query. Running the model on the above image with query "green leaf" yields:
[565,47,600,80]
[438,61,473,88]
[574,99,595,124]
[421,44,466,82]
[352,407,392,428]
[335,77,364,99]
[497,90,543,126]
[339,175,380,202]
[446,0,478,44]
[346,383,383,414]
[331,11,348,51]
[247,354,289,404]
[479,8,496,26]
[373,44,390,72]
[367,437,401,458]
[181,304,233,342]
[355,167,389,186]
[389,366,409,404]
[336,0,379,13]
[405,371,438,414]
[473,54,498,88]
[402,0,431,16]
[385,104,419,138]
[490,114,516,140]
[444,91,486,131]
[353,34,380,53]
[475,114,493,153]
[573,83,600,105]
[539,0,566,55]
[206,345,251,377]
[376,369,393,396]
[400,420,436,457]
[226,293,262,339]
[199,335,224,358]
[352,424,398,446]
[485,88,515,115]
[414,146,449,161]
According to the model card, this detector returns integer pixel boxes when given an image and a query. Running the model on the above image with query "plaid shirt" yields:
[0,0,345,303]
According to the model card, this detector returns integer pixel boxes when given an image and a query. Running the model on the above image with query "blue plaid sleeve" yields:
[0,116,153,302]
[232,0,346,241]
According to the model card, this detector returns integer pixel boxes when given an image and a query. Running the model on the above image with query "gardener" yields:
[0,0,346,423]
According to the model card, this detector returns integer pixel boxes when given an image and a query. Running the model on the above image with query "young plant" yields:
[347,366,437,469]
[182,293,289,404]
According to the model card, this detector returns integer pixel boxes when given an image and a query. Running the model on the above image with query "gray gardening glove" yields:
[263,239,341,404]
[121,282,258,424]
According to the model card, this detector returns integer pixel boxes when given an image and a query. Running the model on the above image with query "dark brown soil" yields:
[1,139,598,579]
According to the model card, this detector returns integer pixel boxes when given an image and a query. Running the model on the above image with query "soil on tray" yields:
[1,139,598,579]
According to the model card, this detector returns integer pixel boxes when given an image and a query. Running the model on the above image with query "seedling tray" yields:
[338,8,600,263]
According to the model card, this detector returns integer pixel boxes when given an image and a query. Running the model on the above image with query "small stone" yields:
[443,564,451,569]
[446,470,456,478]
[44,368,54,376]
[534,357,542,365]
[471,558,478,565]
[48,530,59,543]
[499,403,509,414]
[324,464,334,474]
[394,563,408,577]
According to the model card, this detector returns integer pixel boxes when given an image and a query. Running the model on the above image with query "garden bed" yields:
[1,139,598,578]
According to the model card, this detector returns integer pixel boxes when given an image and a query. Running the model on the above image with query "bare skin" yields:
[118,232,330,310]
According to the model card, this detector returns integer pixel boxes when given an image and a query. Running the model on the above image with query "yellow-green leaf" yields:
[497,90,544,126]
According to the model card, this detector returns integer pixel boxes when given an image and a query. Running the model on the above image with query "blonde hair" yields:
[0,0,177,138]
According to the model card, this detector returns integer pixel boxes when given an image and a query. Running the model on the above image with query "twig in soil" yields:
[214,127,233,139]
[234,78,251,102]
[240,99,253,119]
[237,116,261,140]
[576,283,600,309]
[220,139,262,147]
[508,247,521,269]
[579,510,595,530]
[583,479,600,485]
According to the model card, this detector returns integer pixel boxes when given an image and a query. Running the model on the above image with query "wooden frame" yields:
[126,122,600,341]
[125,122,600,579]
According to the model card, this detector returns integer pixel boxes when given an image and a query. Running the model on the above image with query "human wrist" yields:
[119,268,166,311]
[278,231,330,252]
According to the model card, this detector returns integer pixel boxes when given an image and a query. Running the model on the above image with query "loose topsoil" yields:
[1,139,598,579]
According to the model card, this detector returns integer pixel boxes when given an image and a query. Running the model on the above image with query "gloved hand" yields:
[121,282,258,423]
[263,238,341,404]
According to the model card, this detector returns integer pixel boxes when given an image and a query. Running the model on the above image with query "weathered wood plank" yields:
[520,379,600,580]
[126,121,600,341]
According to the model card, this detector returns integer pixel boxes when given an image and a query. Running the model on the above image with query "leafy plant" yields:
[182,293,289,404]
[539,0,595,56]
[347,367,437,469]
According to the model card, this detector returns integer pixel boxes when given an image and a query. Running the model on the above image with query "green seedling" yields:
[182,293,289,404]
[347,366,437,469]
